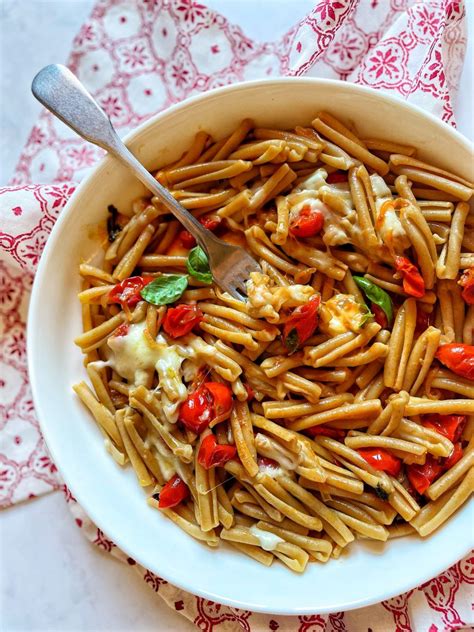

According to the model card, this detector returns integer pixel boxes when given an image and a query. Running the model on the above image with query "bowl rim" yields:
[28,77,474,615]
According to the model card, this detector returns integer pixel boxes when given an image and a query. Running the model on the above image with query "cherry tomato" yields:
[443,442,463,470]
[179,231,197,248]
[289,205,324,238]
[179,216,221,248]
[435,343,474,380]
[158,474,189,508]
[112,322,129,337]
[243,383,255,402]
[178,382,233,433]
[109,276,154,309]
[357,448,401,477]
[459,268,474,305]
[205,382,233,420]
[200,216,221,231]
[283,295,321,354]
[162,304,203,338]
[197,434,236,469]
[306,425,345,440]
[406,456,443,495]
[371,303,388,329]
[421,414,466,442]
[178,384,215,434]
[394,256,425,298]
[326,171,348,184]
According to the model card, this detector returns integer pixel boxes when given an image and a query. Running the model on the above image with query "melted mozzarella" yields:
[246,272,315,323]
[108,321,160,385]
[288,189,357,247]
[107,321,193,422]
[258,463,284,479]
[294,167,328,192]
[158,453,188,482]
[370,174,410,252]
[319,294,372,336]
[249,525,285,551]
[255,433,299,471]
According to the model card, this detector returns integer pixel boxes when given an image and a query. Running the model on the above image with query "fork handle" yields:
[31,64,215,250]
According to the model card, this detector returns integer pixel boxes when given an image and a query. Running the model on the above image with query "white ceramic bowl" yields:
[28,78,474,615]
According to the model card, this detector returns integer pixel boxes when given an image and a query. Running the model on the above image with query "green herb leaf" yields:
[359,304,374,328]
[375,484,389,501]
[140,274,188,306]
[284,328,300,355]
[186,246,213,285]
[353,276,393,326]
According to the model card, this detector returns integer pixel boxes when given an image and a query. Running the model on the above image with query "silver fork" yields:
[31,64,261,300]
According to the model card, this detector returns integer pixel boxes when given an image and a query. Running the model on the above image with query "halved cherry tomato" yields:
[358,448,401,476]
[394,256,425,297]
[283,295,321,354]
[371,303,388,328]
[443,442,463,470]
[197,434,236,469]
[179,216,221,248]
[436,343,474,380]
[394,256,425,298]
[421,414,466,442]
[162,304,203,338]
[112,322,129,337]
[326,171,348,184]
[306,425,345,440]
[289,205,324,238]
[459,268,474,305]
[205,382,233,421]
[178,384,215,434]
[109,276,154,309]
[406,456,443,495]
[178,382,233,434]
[244,383,255,402]
[158,474,189,508]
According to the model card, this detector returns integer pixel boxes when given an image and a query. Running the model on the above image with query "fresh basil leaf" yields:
[284,328,300,355]
[354,276,393,326]
[140,274,188,305]
[186,246,212,285]
[359,306,374,328]
[107,204,121,242]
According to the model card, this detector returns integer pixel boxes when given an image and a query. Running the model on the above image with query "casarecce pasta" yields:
[74,112,474,573]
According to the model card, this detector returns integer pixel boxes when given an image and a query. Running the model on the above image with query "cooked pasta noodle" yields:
[73,112,473,571]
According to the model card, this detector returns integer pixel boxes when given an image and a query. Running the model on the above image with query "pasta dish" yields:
[73,111,474,573]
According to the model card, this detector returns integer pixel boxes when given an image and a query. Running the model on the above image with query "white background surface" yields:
[0,1,472,631]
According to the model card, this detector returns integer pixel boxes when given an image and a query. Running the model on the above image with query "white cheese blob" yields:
[246,272,315,323]
[319,294,372,336]
[158,453,188,482]
[249,525,285,551]
[258,462,285,479]
[370,174,410,252]
[255,433,298,471]
[288,190,357,247]
[294,167,328,192]
[107,321,193,422]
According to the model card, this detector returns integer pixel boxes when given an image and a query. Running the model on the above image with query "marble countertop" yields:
[0,1,472,630]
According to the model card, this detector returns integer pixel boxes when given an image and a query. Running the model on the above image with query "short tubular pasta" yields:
[73,112,474,572]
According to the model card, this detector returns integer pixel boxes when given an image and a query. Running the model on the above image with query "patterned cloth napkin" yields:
[1,0,472,629]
